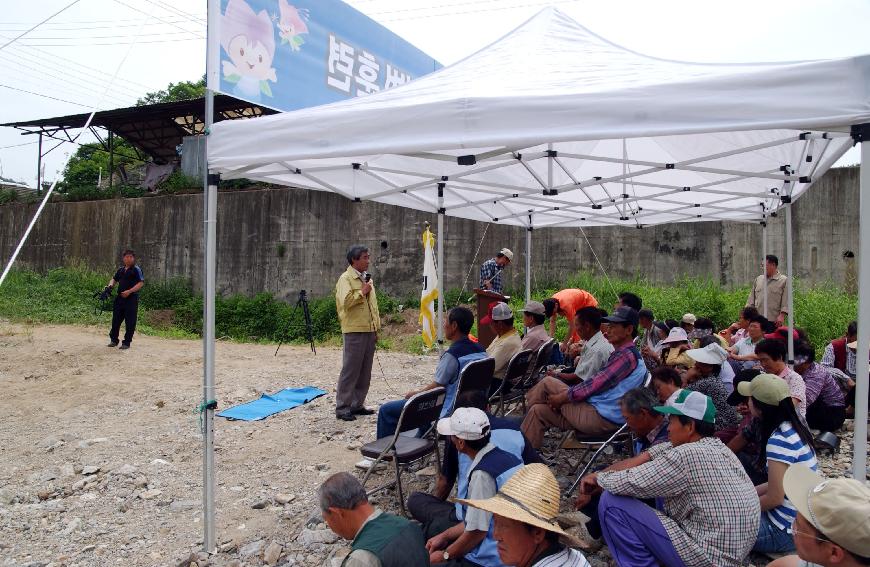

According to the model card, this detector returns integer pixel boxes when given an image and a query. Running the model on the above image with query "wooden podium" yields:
[474,288,509,348]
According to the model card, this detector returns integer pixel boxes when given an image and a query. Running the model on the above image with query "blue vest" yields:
[440,338,487,419]
[586,347,647,424]
[454,417,527,519]
[458,446,522,567]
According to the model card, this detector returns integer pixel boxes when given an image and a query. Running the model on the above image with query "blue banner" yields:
[215,0,441,111]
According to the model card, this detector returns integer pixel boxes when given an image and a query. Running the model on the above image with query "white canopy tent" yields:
[203,6,870,551]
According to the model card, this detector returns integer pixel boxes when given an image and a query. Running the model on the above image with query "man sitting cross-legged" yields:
[521,307,647,449]
[407,390,541,542]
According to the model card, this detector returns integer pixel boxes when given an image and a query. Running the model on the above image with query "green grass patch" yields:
[0,266,857,353]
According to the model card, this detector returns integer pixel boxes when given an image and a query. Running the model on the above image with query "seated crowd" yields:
[320,289,867,567]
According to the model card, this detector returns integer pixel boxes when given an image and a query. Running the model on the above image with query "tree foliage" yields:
[136,78,206,106]
[58,78,205,194]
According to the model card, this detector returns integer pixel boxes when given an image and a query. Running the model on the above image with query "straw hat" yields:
[454,464,568,537]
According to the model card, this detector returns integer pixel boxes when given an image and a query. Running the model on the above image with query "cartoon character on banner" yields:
[220,0,277,102]
[276,0,309,51]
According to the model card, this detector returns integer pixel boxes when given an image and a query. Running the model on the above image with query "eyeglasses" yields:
[790,520,830,544]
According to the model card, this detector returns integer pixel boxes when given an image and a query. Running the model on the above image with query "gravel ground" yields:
[0,322,866,567]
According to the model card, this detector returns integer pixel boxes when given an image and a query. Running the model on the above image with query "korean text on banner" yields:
[211,0,440,111]
[419,228,439,348]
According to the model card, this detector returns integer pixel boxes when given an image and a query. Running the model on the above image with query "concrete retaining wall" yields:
[0,166,859,301]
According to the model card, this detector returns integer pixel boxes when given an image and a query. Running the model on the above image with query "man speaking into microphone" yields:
[334,245,381,421]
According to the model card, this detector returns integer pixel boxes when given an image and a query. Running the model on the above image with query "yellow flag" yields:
[419,227,439,348]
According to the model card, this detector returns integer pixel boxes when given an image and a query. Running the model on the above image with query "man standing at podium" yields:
[479,248,513,294]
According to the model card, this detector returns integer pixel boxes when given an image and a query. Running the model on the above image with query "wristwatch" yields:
[442,550,450,561]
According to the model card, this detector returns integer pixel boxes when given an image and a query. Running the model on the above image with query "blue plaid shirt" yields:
[479,258,503,293]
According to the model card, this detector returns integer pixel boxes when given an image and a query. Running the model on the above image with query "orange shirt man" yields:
[546,289,598,346]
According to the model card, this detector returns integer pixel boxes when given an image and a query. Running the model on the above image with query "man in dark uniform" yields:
[105,249,144,350]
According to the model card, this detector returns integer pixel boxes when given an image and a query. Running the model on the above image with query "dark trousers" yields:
[407,492,459,539]
[806,400,846,432]
[109,296,138,345]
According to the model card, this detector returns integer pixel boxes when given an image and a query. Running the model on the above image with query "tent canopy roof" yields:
[209,8,870,228]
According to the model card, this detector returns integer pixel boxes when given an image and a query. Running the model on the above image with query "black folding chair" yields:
[489,349,533,416]
[359,388,446,516]
[502,338,556,416]
[562,372,653,497]
[447,357,495,416]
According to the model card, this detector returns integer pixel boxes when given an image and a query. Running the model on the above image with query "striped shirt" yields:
[765,421,818,531]
[531,546,591,567]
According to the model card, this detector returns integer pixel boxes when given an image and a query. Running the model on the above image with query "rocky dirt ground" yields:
[0,322,866,567]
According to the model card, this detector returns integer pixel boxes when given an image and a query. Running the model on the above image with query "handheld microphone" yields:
[364,272,372,283]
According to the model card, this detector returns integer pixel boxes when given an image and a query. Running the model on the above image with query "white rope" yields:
[577,226,620,302]
[455,222,490,306]
[0,4,154,287]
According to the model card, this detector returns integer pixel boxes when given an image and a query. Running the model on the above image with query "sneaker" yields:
[107,341,119,347]
[119,344,130,350]
[355,457,386,471]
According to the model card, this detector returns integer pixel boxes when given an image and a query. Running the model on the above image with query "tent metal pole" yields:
[525,216,532,307]
[762,221,768,318]
[437,184,445,347]
[785,201,795,366]
[853,138,869,480]
[201,0,220,554]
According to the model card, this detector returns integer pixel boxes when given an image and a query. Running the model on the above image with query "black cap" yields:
[726,368,763,405]
[603,306,639,327]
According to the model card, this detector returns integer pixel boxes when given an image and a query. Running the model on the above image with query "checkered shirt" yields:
[479,258,503,293]
[597,437,760,567]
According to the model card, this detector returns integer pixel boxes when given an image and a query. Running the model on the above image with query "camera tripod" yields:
[275,289,316,356]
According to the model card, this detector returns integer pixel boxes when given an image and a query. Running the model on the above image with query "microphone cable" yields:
[362,273,401,398]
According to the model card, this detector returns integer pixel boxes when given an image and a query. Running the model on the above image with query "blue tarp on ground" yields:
[217,386,327,421]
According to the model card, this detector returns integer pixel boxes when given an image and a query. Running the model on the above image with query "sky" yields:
[1,0,869,186]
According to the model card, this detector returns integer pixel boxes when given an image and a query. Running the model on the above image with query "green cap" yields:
[654,389,716,424]
[736,373,790,405]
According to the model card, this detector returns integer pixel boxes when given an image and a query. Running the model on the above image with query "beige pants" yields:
[521,376,618,448]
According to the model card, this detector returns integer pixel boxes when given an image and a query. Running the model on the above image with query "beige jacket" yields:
[746,271,788,322]
[335,266,380,333]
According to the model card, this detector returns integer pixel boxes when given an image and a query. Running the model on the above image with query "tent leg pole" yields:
[201,0,219,549]
[785,202,795,366]
[853,139,869,480]
[762,222,768,318]
[437,185,445,348]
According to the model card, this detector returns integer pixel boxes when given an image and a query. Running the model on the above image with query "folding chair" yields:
[359,388,446,516]
[562,371,653,497]
[489,349,533,416]
[447,357,495,416]
[502,338,556,416]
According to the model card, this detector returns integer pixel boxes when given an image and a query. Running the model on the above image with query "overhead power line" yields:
[0,0,84,52]
[0,82,90,107]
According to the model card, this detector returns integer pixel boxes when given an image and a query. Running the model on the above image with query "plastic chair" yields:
[359,388,446,516]
[489,349,533,416]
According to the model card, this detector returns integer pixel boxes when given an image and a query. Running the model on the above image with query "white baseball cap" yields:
[437,407,490,440]
[499,248,514,261]
[686,343,729,365]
